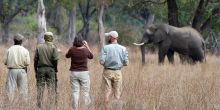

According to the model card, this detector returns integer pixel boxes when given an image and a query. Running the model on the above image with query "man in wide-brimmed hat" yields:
[4,33,31,102]
[34,32,59,108]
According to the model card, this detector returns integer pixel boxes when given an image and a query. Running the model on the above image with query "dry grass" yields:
[0,42,220,110]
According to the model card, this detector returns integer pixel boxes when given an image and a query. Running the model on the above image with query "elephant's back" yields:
[173,26,203,42]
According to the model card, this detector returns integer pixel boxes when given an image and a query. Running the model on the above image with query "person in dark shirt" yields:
[34,32,59,108]
[66,36,93,110]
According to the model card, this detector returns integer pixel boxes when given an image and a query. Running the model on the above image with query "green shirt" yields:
[34,42,59,68]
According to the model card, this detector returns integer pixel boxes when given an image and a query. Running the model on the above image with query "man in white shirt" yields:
[4,33,30,102]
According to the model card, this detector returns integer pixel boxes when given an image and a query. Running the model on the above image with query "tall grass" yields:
[0,43,220,110]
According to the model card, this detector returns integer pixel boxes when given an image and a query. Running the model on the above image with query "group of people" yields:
[3,30,129,110]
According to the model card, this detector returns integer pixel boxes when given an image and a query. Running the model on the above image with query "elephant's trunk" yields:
[140,45,146,64]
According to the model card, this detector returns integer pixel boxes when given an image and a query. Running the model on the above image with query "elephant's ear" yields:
[153,29,166,43]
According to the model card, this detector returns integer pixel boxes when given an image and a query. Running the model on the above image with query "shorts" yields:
[102,69,122,98]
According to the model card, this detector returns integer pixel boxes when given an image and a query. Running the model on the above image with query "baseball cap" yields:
[105,31,118,38]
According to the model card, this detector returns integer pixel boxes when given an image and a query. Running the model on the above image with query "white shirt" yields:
[4,45,30,68]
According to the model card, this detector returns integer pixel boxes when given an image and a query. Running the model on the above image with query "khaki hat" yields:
[44,32,54,42]
[14,33,24,41]
[44,32,53,37]
[105,31,118,38]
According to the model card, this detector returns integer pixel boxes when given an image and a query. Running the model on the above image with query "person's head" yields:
[44,32,54,42]
[73,36,84,47]
[14,33,24,45]
[105,31,118,44]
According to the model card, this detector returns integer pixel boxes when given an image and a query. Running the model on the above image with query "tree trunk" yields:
[2,23,9,43]
[47,3,65,35]
[97,1,105,48]
[167,0,180,27]
[55,5,64,35]
[78,0,96,40]
[146,14,155,27]
[79,20,90,40]
[37,0,47,44]
[0,0,3,18]
[68,6,76,44]
[200,7,220,31]
[192,0,205,31]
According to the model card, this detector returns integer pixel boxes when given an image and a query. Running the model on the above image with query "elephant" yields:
[134,24,205,64]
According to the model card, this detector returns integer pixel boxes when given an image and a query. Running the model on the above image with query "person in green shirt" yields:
[34,32,59,108]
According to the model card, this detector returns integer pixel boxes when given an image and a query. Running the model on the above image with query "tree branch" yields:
[78,2,86,19]
[0,0,3,21]
[131,0,167,8]
[86,0,91,17]
[4,0,36,25]
[90,8,96,16]
[128,13,145,23]
[200,7,220,31]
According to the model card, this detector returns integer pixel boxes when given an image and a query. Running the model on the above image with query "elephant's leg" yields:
[158,41,171,64]
[158,48,169,64]
[167,50,174,64]
[189,48,204,63]
[159,51,166,63]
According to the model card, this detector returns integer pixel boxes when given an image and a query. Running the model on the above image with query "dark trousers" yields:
[36,67,57,107]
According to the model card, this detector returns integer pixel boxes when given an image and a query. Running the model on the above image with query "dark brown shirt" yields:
[66,46,93,71]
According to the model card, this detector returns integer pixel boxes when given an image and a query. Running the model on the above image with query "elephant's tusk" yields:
[133,42,145,46]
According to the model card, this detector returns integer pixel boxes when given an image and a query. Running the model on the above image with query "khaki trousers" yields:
[36,67,57,107]
[70,71,91,110]
[5,68,28,102]
[102,69,122,98]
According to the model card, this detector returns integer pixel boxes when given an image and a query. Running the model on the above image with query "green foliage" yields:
[213,17,220,32]
[115,24,140,46]
[11,14,37,32]
[47,25,56,34]
[152,3,168,23]
[1,0,36,23]
[177,0,199,26]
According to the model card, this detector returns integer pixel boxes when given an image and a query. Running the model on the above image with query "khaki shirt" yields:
[4,45,30,68]
[34,42,59,67]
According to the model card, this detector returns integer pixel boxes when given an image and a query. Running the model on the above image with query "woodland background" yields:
[1,1,220,110]
[0,0,220,52]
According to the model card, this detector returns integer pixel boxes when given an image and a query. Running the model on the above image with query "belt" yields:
[105,68,121,70]
[8,67,26,70]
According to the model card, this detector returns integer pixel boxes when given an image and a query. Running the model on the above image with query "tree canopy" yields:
[0,0,220,46]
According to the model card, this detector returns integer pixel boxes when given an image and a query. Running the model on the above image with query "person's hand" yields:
[83,40,89,48]
[123,63,128,66]
[100,61,104,65]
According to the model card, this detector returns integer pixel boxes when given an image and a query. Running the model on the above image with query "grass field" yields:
[0,42,220,110]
